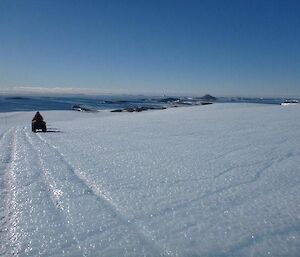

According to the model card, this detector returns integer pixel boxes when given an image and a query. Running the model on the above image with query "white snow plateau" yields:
[0,103,300,257]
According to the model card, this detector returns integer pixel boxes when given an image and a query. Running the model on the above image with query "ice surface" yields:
[1,103,300,256]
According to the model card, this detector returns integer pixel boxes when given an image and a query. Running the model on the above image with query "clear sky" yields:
[0,0,299,97]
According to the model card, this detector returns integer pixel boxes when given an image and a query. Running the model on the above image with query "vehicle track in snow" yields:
[0,128,12,144]
[0,126,84,256]
[0,128,16,256]
[1,128,52,256]
[21,127,85,256]
[26,128,168,256]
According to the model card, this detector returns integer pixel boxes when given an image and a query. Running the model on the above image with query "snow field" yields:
[1,103,300,256]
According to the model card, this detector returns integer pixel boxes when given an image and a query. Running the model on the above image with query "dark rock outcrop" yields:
[197,94,217,101]
[111,106,166,113]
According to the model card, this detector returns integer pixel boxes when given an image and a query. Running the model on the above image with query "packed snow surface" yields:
[0,103,300,257]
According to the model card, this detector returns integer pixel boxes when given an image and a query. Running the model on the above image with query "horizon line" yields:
[0,86,299,99]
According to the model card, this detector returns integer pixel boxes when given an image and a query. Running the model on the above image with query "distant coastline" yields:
[0,94,293,113]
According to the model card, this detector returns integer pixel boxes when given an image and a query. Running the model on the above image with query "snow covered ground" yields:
[0,103,300,257]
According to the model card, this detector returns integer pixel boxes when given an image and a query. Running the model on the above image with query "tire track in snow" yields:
[23,129,68,211]
[34,132,170,256]
[33,132,171,256]
[0,128,12,144]
[0,132,6,142]
[23,128,86,256]
[6,128,32,256]
[0,128,15,256]
[2,127,81,256]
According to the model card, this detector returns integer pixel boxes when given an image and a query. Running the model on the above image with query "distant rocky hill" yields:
[196,94,217,101]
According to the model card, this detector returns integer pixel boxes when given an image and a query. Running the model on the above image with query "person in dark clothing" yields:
[32,111,44,122]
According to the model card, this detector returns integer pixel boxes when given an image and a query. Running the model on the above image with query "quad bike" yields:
[32,120,47,132]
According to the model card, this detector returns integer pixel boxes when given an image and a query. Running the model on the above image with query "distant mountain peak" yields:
[198,94,217,101]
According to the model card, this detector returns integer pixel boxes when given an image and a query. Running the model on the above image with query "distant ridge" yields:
[197,94,217,101]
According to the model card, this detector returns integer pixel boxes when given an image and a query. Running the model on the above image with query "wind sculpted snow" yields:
[0,104,300,256]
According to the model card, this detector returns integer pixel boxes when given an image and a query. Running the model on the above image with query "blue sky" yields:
[0,0,299,97]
